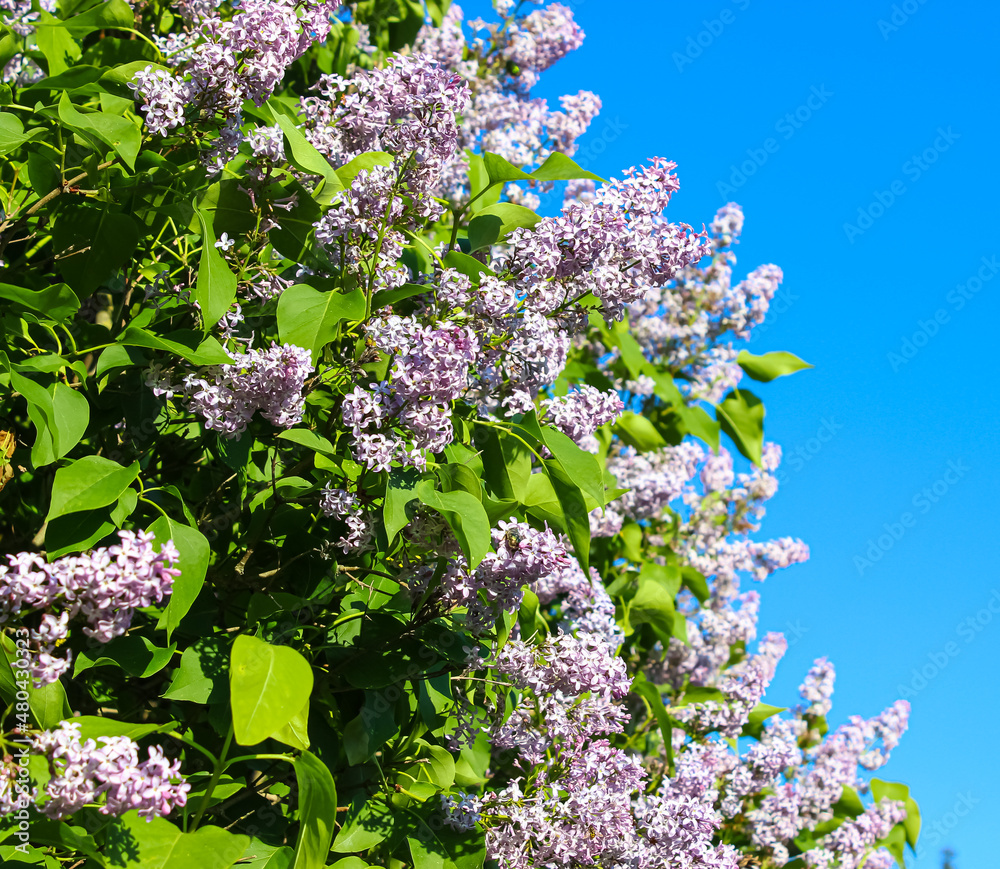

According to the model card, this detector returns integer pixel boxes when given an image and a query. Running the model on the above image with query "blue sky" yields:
[462,0,1000,865]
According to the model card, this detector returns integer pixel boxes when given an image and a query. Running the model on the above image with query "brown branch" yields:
[0,159,117,257]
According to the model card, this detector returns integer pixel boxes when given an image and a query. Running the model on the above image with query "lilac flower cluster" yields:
[746,701,911,863]
[0,532,180,686]
[803,799,906,869]
[541,385,624,452]
[626,201,788,399]
[481,743,644,868]
[319,484,372,552]
[177,342,313,438]
[28,722,189,821]
[498,159,710,322]
[606,440,703,521]
[493,631,631,763]
[313,165,410,294]
[130,0,342,164]
[410,520,571,634]
[799,657,837,717]
[673,632,788,737]
[301,52,469,203]
[340,314,478,470]
[415,3,600,203]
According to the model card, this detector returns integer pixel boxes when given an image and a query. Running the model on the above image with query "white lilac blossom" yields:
[30,722,189,821]
[0,531,180,686]
[183,342,313,438]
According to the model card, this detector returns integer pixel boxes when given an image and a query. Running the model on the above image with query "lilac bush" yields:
[0,1,916,867]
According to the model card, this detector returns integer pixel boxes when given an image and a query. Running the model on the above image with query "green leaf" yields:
[46,455,139,521]
[441,251,494,284]
[335,151,394,187]
[465,153,503,214]
[482,151,534,184]
[536,420,606,508]
[28,820,106,867]
[681,567,710,604]
[543,460,591,573]
[99,60,173,98]
[276,283,365,362]
[47,381,89,460]
[74,635,175,677]
[615,411,667,451]
[742,703,787,738]
[195,179,257,237]
[716,389,765,466]
[118,327,233,365]
[45,508,117,558]
[628,574,676,639]
[104,812,248,869]
[277,428,336,454]
[52,205,139,295]
[162,646,216,704]
[57,91,141,169]
[467,203,541,251]
[415,481,492,568]
[478,428,532,502]
[385,467,421,543]
[872,779,921,849]
[268,178,322,262]
[371,282,429,312]
[291,751,337,869]
[736,350,813,382]
[0,283,79,321]
[270,110,344,202]
[37,0,134,37]
[148,516,210,641]
[675,686,727,707]
[273,702,311,750]
[832,785,866,818]
[332,796,394,852]
[35,10,81,75]
[531,152,606,183]
[344,690,400,764]
[95,343,147,383]
[676,404,721,451]
[194,208,239,330]
[229,634,315,746]
[0,633,72,729]
[0,113,45,156]
[631,672,674,771]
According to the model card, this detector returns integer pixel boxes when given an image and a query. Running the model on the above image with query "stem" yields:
[189,723,234,831]
[222,752,295,770]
